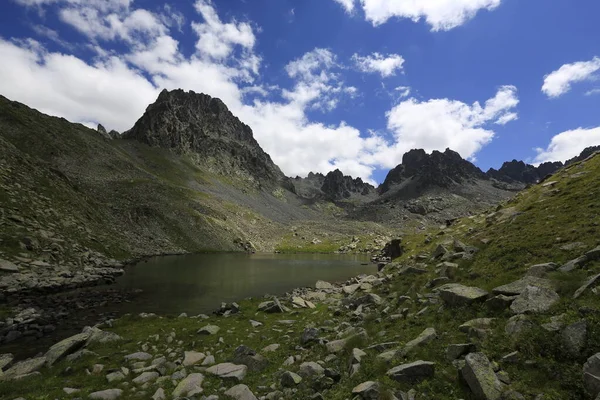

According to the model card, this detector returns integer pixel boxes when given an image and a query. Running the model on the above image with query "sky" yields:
[1,0,600,184]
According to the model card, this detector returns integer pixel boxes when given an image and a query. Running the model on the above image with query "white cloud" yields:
[359,0,503,30]
[352,53,405,77]
[534,127,600,163]
[585,88,600,96]
[495,112,518,125]
[542,57,600,98]
[332,0,355,14]
[395,86,411,98]
[373,85,519,168]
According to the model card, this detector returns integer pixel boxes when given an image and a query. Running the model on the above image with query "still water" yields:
[114,252,374,315]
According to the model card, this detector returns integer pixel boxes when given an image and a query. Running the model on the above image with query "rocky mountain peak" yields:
[124,89,288,188]
[486,160,563,184]
[379,148,486,194]
[320,169,375,200]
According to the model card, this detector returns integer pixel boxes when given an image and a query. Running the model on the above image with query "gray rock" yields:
[257,298,288,313]
[183,351,206,367]
[386,360,435,383]
[0,259,19,273]
[262,343,280,352]
[172,372,205,397]
[152,388,165,400]
[132,371,159,384]
[505,314,535,336]
[301,327,320,346]
[299,361,325,377]
[461,353,505,400]
[232,345,268,372]
[106,371,125,383]
[586,246,600,261]
[124,352,152,362]
[584,353,600,397]
[561,320,587,357]
[433,244,449,258]
[224,384,258,400]
[352,381,380,400]
[197,325,220,335]
[446,343,477,361]
[574,273,600,299]
[205,363,247,382]
[83,326,122,344]
[526,263,558,277]
[315,280,333,289]
[492,276,554,296]
[501,351,519,363]
[326,338,347,354]
[3,357,46,378]
[510,285,559,314]
[438,284,488,306]
[541,313,568,332]
[202,355,215,366]
[249,319,263,328]
[559,256,588,272]
[0,353,14,371]
[399,327,436,357]
[485,295,517,311]
[281,371,302,387]
[66,349,97,362]
[89,389,123,400]
[44,332,90,366]
[350,348,367,364]
[460,318,495,333]
[63,388,80,394]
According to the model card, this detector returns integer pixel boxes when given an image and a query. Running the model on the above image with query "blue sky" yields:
[1,0,600,184]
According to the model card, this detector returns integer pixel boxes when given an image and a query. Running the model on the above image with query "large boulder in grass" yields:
[461,353,505,400]
[438,284,488,306]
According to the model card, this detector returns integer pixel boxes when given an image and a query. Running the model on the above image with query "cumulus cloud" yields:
[374,85,519,168]
[332,0,355,14]
[358,0,503,30]
[352,53,405,77]
[542,57,600,98]
[534,127,600,163]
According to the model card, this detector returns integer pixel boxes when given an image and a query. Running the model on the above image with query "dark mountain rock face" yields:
[486,160,562,184]
[124,89,288,188]
[320,169,375,200]
[566,145,600,165]
[379,149,486,194]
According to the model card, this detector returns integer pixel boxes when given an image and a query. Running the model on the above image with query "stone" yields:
[0,354,14,371]
[92,364,104,374]
[3,357,46,378]
[89,389,123,400]
[83,326,122,345]
[172,373,205,397]
[63,388,80,394]
[133,371,159,384]
[502,351,519,363]
[258,298,287,313]
[0,259,19,273]
[510,285,559,314]
[124,352,152,362]
[44,332,90,366]
[461,353,505,400]
[343,284,360,294]
[66,349,97,362]
[386,361,435,383]
[249,319,263,328]
[438,284,488,306]
[262,344,280,352]
[202,355,216,366]
[232,345,268,372]
[541,314,568,332]
[106,371,125,383]
[326,339,347,354]
[493,276,554,296]
[224,384,258,400]
[183,351,206,366]
[526,263,558,277]
[584,353,600,396]
[197,325,220,335]
[316,280,333,289]
[460,318,495,333]
[561,320,587,357]
[299,361,325,377]
[433,244,449,258]
[152,388,165,400]
[559,256,588,272]
[505,314,535,336]
[281,371,303,387]
[446,343,477,361]
[586,246,600,261]
[301,327,320,346]
[352,381,380,400]
[485,295,517,311]
[574,273,600,299]
[400,327,437,357]
[205,363,247,382]
[350,348,367,364]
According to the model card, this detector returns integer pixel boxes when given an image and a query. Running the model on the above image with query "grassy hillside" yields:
[1,151,598,398]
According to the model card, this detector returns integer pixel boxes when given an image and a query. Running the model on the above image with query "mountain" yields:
[566,145,600,165]
[486,160,563,184]
[293,169,375,201]
[124,89,291,190]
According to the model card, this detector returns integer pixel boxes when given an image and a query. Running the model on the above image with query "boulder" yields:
[399,327,437,357]
[152,388,165,400]
[0,354,14,371]
[438,284,488,306]
[561,320,587,357]
[460,318,495,333]
[106,371,125,383]
[258,298,287,313]
[574,273,600,299]
[316,280,333,289]
[352,381,380,400]
[183,351,206,367]
[505,314,535,336]
[232,345,268,372]
[224,384,258,400]
[299,361,325,377]
[301,327,320,346]
[133,371,159,384]
[585,353,600,396]
[492,276,554,296]
[89,389,123,400]
[326,339,347,354]
[44,332,90,366]
[386,360,435,383]
[3,357,46,378]
[0,259,19,273]
[83,326,122,344]
[124,352,152,362]
[197,325,220,335]
[205,363,247,382]
[172,373,205,397]
[280,371,302,387]
[446,343,477,361]
[485,295,517,311]
[510,285,559,314]
[559,256,588,272]
[461,353,505,400]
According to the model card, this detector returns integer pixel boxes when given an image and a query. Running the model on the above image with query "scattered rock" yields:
[446,343,477,361]
[574,273,600,299]
[232,345,268,372]
[386,360,435,383]
[505,314,535,336]
[205,363,247,382]
[352,381,380,400]
[89,389,123,400]
[438,284,489,306]
[224,384,258,400]
[461,353,505,400]
[152,388,165,400]
[400,327,436,357]
[281,371,302,387]
[3,357,46,379]
[172,373,205,397]
[44,332,90,366]
[561,320,587,357]
[0,259,19,273]
[301,327,320,346]
[197,325,220,335]
[584,353,600,397]
[316,280,333,289]
[493,276,554,296]
[132,371,159,384]
[183,351,206,367]
[510,285,559,314]
[124,352,152,362]
[299,361,325,378]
